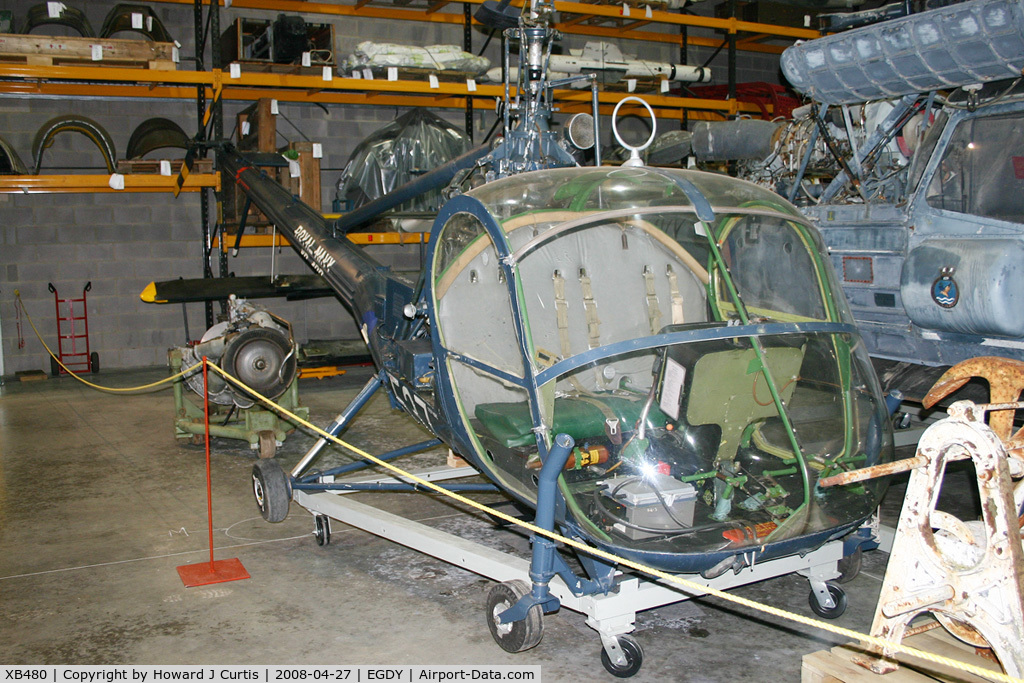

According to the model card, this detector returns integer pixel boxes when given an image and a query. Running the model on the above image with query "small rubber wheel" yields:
[600,635,644,678]
[486,580,543,653]
[809,582,847,619]
[50,355,61,377]
[258,430,277,459]
[252,458,290,523]
[90,351,99,374]
[836,547,862,584]
[314,515,331,546]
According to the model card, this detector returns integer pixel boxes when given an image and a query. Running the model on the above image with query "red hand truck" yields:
[48,282,99,376]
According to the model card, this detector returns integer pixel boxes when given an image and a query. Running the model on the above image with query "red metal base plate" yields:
[176,558,250,587]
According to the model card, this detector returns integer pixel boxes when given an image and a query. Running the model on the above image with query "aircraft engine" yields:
[177,295,297,408]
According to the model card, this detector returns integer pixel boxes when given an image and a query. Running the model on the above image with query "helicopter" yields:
[201,0,897,675]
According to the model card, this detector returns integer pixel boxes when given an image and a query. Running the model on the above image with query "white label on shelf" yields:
[174,40,181,49]
[270,99,279,115]
[147,15,154,32]
[466,78,477,92]
[230,63,241,79]
[172,46,179,63]
[621,3,630,17]
[804,14,811,27]
[91,44,103,61]
[241,121,250,136]
[387,67,398,81]
[645,5,652,18]
[312,143,323,159]
[429,74,439,89]
[687,156,696,168]
[322,66,333,81]
[302,52,312,67]
[159,160,172,176]
[660,78,670,93]
[362,68,373,80]
[132,13,143,29]
[289,160,300,178]
[627,78,636,92]
[108,174,125,190]
[351,70,361,79]
[224,0,232,6]
[47,3,65,19]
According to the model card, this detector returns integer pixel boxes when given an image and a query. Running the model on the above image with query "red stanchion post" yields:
[176,357,250,587]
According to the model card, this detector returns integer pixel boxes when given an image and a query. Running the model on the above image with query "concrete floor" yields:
[0,366,926,680]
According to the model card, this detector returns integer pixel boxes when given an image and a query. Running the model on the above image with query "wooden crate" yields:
[0,34,176,70]
[116,159,213,175]
[802,626,1003,683]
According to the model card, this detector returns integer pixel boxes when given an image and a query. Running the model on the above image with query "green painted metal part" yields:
[168,348,310,452]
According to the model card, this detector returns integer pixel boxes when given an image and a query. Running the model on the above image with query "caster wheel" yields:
[90,351,99,374]
[258,430,277,459]
[600,635,643,678]
[252,458,290,523]
[314,515,331,546]
[809,582,847,619]
[486,580,543,653]
[836,547,862,584]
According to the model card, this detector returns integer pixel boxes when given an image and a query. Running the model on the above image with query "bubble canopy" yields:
[428,166,892,573]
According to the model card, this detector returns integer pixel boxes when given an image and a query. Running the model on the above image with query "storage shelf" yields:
[148,0,816,53]
[0,64,764,119]
[213,231,427,250]
[0,173,220,194]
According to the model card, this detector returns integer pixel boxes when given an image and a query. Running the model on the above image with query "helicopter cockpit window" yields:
[433,212,523,378]
[925,111,1024,223]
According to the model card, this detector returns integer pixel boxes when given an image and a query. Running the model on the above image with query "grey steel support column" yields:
[464,3,474,143]
[195,0,214,328]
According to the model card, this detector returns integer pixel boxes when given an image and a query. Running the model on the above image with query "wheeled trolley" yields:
[48,281,98,375]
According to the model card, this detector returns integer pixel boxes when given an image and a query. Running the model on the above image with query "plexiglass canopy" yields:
[430,167,892,571]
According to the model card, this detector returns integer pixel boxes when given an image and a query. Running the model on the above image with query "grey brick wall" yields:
[0,0,781,376]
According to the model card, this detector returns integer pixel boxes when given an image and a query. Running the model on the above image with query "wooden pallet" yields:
[0,34,176,70]
[116,159,213,175]
[802,626,1004,683]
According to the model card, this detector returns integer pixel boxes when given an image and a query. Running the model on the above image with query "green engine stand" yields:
[169,348,310,458]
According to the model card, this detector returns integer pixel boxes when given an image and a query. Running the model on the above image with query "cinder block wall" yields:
[0,0,781,376]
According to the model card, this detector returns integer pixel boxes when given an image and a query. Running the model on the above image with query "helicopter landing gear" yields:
[808,581,848,619]
[486,580,543,653]
[600,634,644,678]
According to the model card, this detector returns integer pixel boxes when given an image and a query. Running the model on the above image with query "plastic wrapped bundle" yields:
[336,109,471,215]
[343,41,490,76]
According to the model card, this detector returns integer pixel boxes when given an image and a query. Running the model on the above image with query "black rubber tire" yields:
[486,580,543,653]
[258,430,277,459]
[809,582,848,619]
[314,515,331,546]
[252,458,290,523]
[90,351,99,374]
[836,547,863,584]
[50,355,61,377]
[600,635,644,678]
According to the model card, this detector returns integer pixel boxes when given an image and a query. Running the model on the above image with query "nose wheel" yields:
[313,514,331,546]
[486,580,543,653]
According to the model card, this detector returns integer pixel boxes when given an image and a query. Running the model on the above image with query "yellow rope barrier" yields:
[14,291,198,393]
[206,362,1023,683]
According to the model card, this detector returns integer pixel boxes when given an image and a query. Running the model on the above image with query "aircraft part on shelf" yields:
[99,3,175,43]
[178,296,298,409]
[841,395,1024,678]
[782,0,1024,105]
[32,115,117,175]
[126,118,190,160]
[336,110,473,216]
[343,42,490,77]
[0,134,28,175]
[23,3,94,37]
[483,41,711,85]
